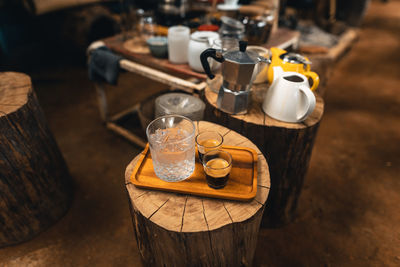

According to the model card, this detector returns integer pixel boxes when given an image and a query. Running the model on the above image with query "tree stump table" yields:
[125,121,270,267]
[0,72,72,247]
[203,84,324,227]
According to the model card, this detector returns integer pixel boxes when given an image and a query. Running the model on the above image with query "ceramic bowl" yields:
[147,37,168,58]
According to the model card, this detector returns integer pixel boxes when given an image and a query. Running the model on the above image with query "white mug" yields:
[168,26,190,64]
[262,68,316,123]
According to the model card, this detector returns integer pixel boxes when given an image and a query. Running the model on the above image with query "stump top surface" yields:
[204,83,324,129]
[125,121,270,232]
[0,72,32,116]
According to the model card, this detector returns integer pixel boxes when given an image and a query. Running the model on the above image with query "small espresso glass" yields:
[202,150,232,189]
[195,131,223,162]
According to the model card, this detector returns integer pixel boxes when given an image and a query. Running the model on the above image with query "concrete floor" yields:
[1,0,399,266]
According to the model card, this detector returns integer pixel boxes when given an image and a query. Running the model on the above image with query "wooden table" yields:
[103,28,300,81]
[89,28,300,148]
[125,121,270,266]
[203,83,324,227]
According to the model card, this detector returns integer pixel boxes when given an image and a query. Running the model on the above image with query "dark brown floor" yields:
[1,0,399,266]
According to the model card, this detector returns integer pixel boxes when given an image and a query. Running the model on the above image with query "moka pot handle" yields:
[200,48,225,79]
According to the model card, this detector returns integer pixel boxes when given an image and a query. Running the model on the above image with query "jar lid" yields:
[220,16,245,31]
[223,41,260,65]
[155,93,206,121]
[198,24,219,32]
[190,31,219,43]
[280,52,311,65]
[168,26,190,36]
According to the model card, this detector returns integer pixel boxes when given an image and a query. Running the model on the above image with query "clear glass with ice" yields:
[146,115,196,182]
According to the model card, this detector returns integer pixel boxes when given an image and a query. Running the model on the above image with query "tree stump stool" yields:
[0,72,72,247]
[203,84,324,227]
[125,121,270,267]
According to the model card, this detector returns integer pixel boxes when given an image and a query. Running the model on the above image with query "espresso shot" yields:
[202,150,232,189]
[195,131,223,162]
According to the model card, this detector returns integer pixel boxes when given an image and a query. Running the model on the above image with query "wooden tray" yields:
[130,145,258,201]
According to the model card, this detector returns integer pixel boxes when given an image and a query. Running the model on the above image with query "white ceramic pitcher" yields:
[188,31,220,72]
[262,66,316,123]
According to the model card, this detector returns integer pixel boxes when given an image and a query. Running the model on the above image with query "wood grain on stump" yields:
[203,84,324,227]
[125,121,270,267]
[0,72,72,247]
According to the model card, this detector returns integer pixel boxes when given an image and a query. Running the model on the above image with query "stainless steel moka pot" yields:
[201,41,270,114]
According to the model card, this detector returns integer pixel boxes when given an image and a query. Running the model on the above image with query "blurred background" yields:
[0,0,399,266]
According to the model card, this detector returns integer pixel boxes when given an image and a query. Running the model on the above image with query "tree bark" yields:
[125,121,270,266]
[0,72,72,247]
[203,84,324,227]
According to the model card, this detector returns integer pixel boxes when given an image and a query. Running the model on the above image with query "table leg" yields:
[95,82,109,122]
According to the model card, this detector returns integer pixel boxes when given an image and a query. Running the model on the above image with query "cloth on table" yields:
[88,46,123,85]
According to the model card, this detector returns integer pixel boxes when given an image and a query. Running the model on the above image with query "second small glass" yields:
[195,131,223,162]
[202,150,232,189]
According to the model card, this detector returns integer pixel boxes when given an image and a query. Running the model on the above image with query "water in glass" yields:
[148,127,195,182]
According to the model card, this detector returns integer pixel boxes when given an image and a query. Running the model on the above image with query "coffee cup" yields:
[262,68,316,123]
[202,150,232,189]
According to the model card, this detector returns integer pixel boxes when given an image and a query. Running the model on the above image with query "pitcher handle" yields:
[304,71,320,91]
[200,48,224,79]
[297,85,316,121]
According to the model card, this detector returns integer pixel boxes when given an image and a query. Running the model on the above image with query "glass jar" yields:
[218,16,245,40]
[136,9,156,42]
